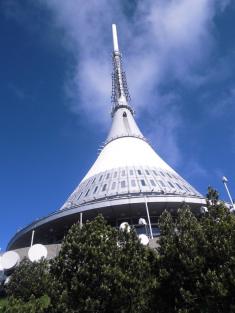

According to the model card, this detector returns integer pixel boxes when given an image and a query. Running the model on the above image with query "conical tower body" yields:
[60,24,204,214]
[7,25,205,251]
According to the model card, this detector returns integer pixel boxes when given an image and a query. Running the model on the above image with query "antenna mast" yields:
[111,24,132,117]
[112,24,119,52]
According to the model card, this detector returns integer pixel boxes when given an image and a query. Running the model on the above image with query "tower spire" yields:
[112,24,119,52]
[111,24,133,117]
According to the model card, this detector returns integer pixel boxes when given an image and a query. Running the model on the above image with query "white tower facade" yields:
[7,25,205,251]
[60,24,204,213]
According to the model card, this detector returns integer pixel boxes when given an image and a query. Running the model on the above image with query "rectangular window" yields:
[99,175,103,182]
[183,185,190,192]
[86,180,90,187]
[102,184,107,192]
[160,171,165,177]
[121,181,126,188]
[176,183,183,190]
[121,170,125,176]
[113,172,117,178]
[85,189,90,197]
[167,173,172,178]
[129,170,134,176]
[137,170,142,175]
[141,179,146,186]
[158,180,165,187]
[111,182,116,190]
[93,186,98,194]
[106,173,110,179]
[150,179,156,186]
[92,177,96,184]
[145,170,150,175]
[153,170,158,176]
[168,181,174,188]
[77,192,83,200]
[131,179,136,187]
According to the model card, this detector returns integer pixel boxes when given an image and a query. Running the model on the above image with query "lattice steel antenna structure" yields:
[111,24,133,117]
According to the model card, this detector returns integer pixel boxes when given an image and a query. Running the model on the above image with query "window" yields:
[153,170,158,176]
[137,170,142,175]
[160,171,165,177]
[99,175,103,182]
[85,189,90,197]
[121,170,125,176]
[167,173,172,178]
[176,183,183,190]
[93,186,98,194]
[102,184,107,192]
[77,192,83,200]
[141,179,146,186]
[106,173,110,179]
[121,181,126,188]
[150,179,156,186]
[111,182,116,190]
[158,180,165,187]
[113,172,117,178]
[92,177,96,184]
[145,170,150,175]
[168,181,174,188]
[184,185,190,192]
[86,180,90,187]
[129,170,134,175]
[131,180,136,187]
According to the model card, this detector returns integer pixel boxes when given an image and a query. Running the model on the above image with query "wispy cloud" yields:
[7,0,232,166]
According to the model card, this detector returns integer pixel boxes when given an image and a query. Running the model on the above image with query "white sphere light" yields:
[138,234,149,246]
[138,218,147,225]
[200,206,208,214]
[1,251,20,270]
[28,244,48,262]
[119,222,130,232]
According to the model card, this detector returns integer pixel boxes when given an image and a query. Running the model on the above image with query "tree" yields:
[0,295,50,313]
[49,215,156,313]
[153,188,235,313]
[6,258,50,302]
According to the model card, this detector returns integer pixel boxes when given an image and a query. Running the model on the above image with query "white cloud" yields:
[38,0,231,165]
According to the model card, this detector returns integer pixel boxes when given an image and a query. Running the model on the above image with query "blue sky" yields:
[0,0,235,251]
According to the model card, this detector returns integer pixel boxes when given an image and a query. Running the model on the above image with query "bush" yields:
[6,258,50,302]
[49,215,156,313]
[0,295,50,313]
[153,191,235,313]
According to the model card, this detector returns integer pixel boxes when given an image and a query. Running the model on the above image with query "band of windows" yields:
[68,167,199,203]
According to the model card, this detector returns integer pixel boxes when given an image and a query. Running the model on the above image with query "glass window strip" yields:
[102,184,107,192]
[121,181,126,188]
[141,179,146,186]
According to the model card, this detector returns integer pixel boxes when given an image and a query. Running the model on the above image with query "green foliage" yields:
[0,298,8,312]
[49,215,156,313]
[4,188,235,312]
[6,258,50,302]
[0,295,50,313]
[154,188,235,313]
